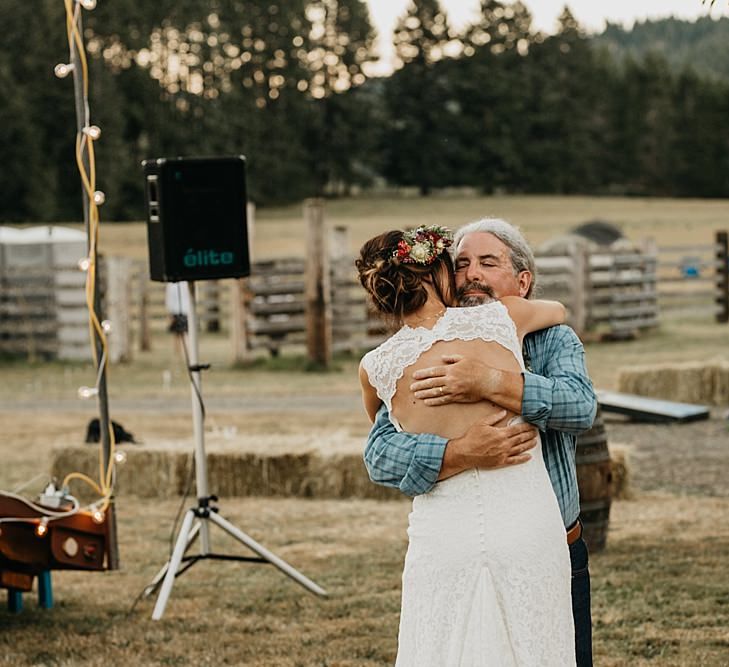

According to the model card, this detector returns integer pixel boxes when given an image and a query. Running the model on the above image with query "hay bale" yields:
[609,445,632,500]
[713,360,729,407]
[51,443,192,499]
[50,430,402,501]
[617,360,728,406]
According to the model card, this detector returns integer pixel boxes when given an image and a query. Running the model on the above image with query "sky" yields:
[365,0,729,73]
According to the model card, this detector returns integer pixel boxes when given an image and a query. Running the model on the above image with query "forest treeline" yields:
[1,0,728,221]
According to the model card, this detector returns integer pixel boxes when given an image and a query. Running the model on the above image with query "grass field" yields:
[64,193,729,260]
[1,494,729,666]
[2,194,729,665]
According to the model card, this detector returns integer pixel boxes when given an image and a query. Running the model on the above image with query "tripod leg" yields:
[207,511,327,597]
[152,509,196,620]
[142,521,201,598]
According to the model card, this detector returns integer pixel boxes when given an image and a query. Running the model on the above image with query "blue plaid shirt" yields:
[363,324,597,527]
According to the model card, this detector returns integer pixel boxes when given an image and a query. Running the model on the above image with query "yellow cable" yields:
[61,472,104,497]
[63,0,117,499]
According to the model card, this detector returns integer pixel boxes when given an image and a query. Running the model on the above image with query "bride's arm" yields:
[500,296,565,340]
[359,362,382,423]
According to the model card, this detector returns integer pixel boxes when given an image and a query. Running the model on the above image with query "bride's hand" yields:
[410,354,490,405]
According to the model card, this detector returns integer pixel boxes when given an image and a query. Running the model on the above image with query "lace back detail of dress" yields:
[361,302,523,415]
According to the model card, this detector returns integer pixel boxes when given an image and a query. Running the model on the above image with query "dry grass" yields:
[1,494,729,666]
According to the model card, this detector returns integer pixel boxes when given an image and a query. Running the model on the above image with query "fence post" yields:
[717,230,729,323]
[641,237,660,327]
[231,202,256,363]
[138,268,151,352]
[305,198,332,366]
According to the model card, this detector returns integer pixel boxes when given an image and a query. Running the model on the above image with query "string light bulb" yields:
[114,451,127,464]
[78,386,99,399]
[36,519,49,537]
[91,508,105,524]
[82,125,101,140]
[54,63,75,78]
[101,319,112,334]
[78,257,90,271]
[77,0,97,9]
[93,190,106,205]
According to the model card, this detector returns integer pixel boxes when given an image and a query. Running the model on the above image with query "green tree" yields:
[304,0,379,194]
[669,68,729,196]
[393,0,451,68]
[86,1,319,209]
[615,53,676,194]
[513,7,611,193]
[463,0,534,57]
[384,0,458,194]
[0,1,80,221]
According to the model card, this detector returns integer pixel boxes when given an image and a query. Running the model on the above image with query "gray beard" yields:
[458,294,496,307]
[456,281,497,307]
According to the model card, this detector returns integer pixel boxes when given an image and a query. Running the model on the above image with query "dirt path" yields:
[0,394,363,413]
[604,414,729,497]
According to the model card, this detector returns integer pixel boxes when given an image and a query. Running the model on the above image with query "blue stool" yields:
[5,571,53,613]
[7,588,22,613]
[38,571,53,609]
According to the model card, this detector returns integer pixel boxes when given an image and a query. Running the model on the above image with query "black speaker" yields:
[143,156,250,282]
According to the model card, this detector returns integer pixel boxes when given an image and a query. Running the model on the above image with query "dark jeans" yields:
[570,535,593,667]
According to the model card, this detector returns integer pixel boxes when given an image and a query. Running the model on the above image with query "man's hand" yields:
[411,354,525,413]
[438,410,538,480]
[411,354,490,405]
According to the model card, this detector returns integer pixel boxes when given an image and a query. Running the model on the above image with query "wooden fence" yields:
[6,211,723,363]
[124,242,384,361]
[536,230,728,338]
[654,232,729,322]
[536,243,659,340]
[120,231,726,364]
[0,238,90,361]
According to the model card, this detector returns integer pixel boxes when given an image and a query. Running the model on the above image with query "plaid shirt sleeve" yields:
[363,404,447,497]
[522,325,597,434]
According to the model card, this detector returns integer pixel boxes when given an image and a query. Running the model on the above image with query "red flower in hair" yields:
[393,226,453,265]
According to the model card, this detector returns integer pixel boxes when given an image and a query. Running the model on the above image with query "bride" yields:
[356,226,575,666]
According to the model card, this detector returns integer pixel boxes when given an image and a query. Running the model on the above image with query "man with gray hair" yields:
[363,217,597,666]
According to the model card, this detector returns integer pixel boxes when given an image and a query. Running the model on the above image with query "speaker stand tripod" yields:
[145,281,327,620]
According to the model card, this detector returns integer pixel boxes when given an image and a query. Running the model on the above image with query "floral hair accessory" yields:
[394,225,453,265]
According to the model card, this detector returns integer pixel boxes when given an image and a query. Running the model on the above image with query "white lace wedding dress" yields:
[361,302,575,666]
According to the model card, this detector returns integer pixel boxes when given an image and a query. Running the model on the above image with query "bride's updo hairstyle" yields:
[356,226,455,324]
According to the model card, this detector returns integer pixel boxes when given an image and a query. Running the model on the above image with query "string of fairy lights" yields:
[0,0,122,539]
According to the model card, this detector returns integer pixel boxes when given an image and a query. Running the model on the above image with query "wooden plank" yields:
[535,256,574,271]
[656,276,715,286]
[590,304,658,319]
[246,281,306,297]
[591,273,657,287]
[659,304,721,317]
[658,288,717,299]
[252,259,306,273]
[596,390,710,423]
[249,318,306,335]
[590,254,656,269]
[591,289,657,304]
[250,301,306,316]
[657,243,719,253]
[601,317,659,331]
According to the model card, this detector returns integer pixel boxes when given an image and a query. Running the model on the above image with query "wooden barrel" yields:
[576,407,613,552]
